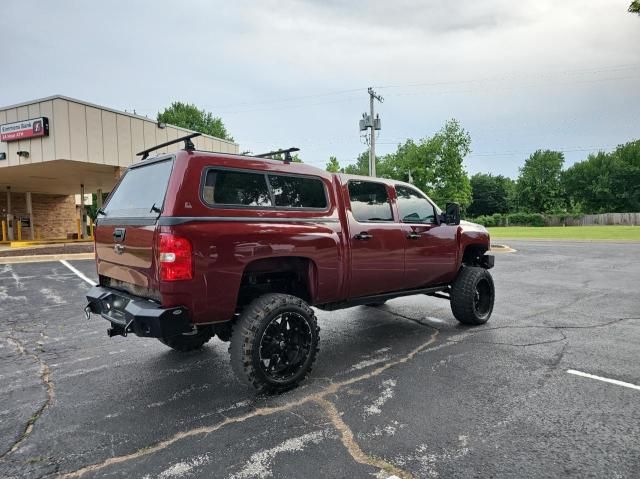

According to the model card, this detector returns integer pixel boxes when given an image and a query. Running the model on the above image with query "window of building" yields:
[395,185,437,223]
[268,174,327,209]
[203,170,272,207]
[348,181,393,222]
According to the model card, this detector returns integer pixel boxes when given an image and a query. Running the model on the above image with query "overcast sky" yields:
[1,0,638,177]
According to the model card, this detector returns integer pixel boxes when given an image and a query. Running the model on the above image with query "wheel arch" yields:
[461,243,490,267]
[237,256,319,308]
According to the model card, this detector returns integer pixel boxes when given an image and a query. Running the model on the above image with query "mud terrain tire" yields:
[229,293,320,393]
[450,266,495,325]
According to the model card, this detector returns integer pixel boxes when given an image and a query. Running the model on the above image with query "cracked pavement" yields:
[0,240,639,478]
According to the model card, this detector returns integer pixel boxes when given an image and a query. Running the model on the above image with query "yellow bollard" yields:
[1,221,6,242]
[76,218,82,239]
[17,221,22,241]
[89,218,94,239]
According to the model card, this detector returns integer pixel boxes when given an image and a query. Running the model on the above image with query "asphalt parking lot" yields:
[0,240,639,478]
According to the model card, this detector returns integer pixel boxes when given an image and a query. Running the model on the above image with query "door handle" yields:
[113,228,126,242]
[407,232,420,240]
[354,232,373,240]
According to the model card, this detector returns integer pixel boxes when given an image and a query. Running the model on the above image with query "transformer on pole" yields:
[359,87,383,177]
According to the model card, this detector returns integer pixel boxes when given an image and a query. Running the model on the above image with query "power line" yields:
[205,62,640,115]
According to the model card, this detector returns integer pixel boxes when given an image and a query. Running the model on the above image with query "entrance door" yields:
[395,185,458,288]
[346,180,405,298]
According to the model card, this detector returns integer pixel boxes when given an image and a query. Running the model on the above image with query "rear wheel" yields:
[159,328,212,352]
[229,293,320,393]
[450,266,495,325]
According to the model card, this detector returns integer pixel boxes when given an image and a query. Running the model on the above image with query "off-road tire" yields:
[159,329,212,352]
[229,293,320,393]
[450,266,495,325]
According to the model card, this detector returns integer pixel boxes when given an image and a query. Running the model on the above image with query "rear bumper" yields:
[85,286,192,338]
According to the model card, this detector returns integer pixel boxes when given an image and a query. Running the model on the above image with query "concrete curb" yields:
[490,244,517,253]
[0,253,95,264]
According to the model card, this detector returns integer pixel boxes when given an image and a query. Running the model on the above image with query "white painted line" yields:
[59,260,96,286]
[567,369,640,391]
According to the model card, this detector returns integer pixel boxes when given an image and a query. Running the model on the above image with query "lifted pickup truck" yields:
[85,134,495,392]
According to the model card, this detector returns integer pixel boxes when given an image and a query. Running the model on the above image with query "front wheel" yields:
[229,293,320,393]
[450,267,495,325]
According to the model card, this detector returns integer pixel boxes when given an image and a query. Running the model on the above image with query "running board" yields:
[317,285,449,311]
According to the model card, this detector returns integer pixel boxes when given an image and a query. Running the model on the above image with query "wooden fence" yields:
[580,212,640,226]
[543,213,640,226]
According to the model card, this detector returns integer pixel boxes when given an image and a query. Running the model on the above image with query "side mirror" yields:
[444,203,461,225]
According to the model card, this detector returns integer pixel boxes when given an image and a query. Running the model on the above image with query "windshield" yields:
[103,158,174,218]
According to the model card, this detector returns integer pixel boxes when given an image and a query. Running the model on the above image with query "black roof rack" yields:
[137,132,201,160]
[254,147,300,164]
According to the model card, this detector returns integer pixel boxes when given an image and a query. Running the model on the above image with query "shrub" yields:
[506,213,545,226]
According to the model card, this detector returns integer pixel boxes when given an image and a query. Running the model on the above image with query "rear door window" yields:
[268,174,327,209]
[103,158,173,218]
[348,181,393,222]
[203,170,272,206]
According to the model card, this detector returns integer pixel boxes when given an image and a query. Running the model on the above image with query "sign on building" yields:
[0,117,49,142]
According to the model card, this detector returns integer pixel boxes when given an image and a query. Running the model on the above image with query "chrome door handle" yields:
[354,232,373,240]
[407,232,420,240]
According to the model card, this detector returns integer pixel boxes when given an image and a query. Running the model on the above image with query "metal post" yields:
[80,184,86,239]
[6,187,13,241]
[26,192,35,241]
[96,188,103,209]
[369,93,376,177]
[366,87,383,178]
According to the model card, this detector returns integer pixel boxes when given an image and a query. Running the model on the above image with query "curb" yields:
[490,244,517,253]
[0,253,95,264]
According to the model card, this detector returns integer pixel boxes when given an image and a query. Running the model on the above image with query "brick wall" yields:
[0,193,77,240]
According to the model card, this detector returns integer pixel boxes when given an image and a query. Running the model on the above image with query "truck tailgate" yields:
[95,223,157,288]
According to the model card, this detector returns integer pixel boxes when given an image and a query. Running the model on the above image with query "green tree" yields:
[630,1,640,14]
[563,140,640,213]
[377,119,472,208]
[429,119,472,207]
[157,102,233,140]
[326,156,341,173]
[343,151,374,175]
[467,173,516,216]
[516,150,565,213]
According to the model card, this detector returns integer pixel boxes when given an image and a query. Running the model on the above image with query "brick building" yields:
[0,95,238,241]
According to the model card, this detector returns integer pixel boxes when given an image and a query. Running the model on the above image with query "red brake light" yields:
[158,233,193,281]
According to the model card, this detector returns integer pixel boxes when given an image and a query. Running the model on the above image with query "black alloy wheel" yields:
[229,293,320,393]
[258,311,313,383]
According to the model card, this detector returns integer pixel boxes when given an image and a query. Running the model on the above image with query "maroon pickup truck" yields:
[86,134,495,392]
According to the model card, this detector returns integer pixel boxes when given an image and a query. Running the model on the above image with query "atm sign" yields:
[0,117,49,142]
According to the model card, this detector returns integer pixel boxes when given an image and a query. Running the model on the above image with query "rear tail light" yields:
[158,233,193,281]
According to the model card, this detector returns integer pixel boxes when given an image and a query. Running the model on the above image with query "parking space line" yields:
[567,369,640,391]
[59,260,96,286]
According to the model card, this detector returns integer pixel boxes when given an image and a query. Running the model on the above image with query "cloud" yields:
[1,0,639,177]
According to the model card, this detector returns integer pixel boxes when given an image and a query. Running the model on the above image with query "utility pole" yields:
[367,87,383,177]
[359,88,383,177]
